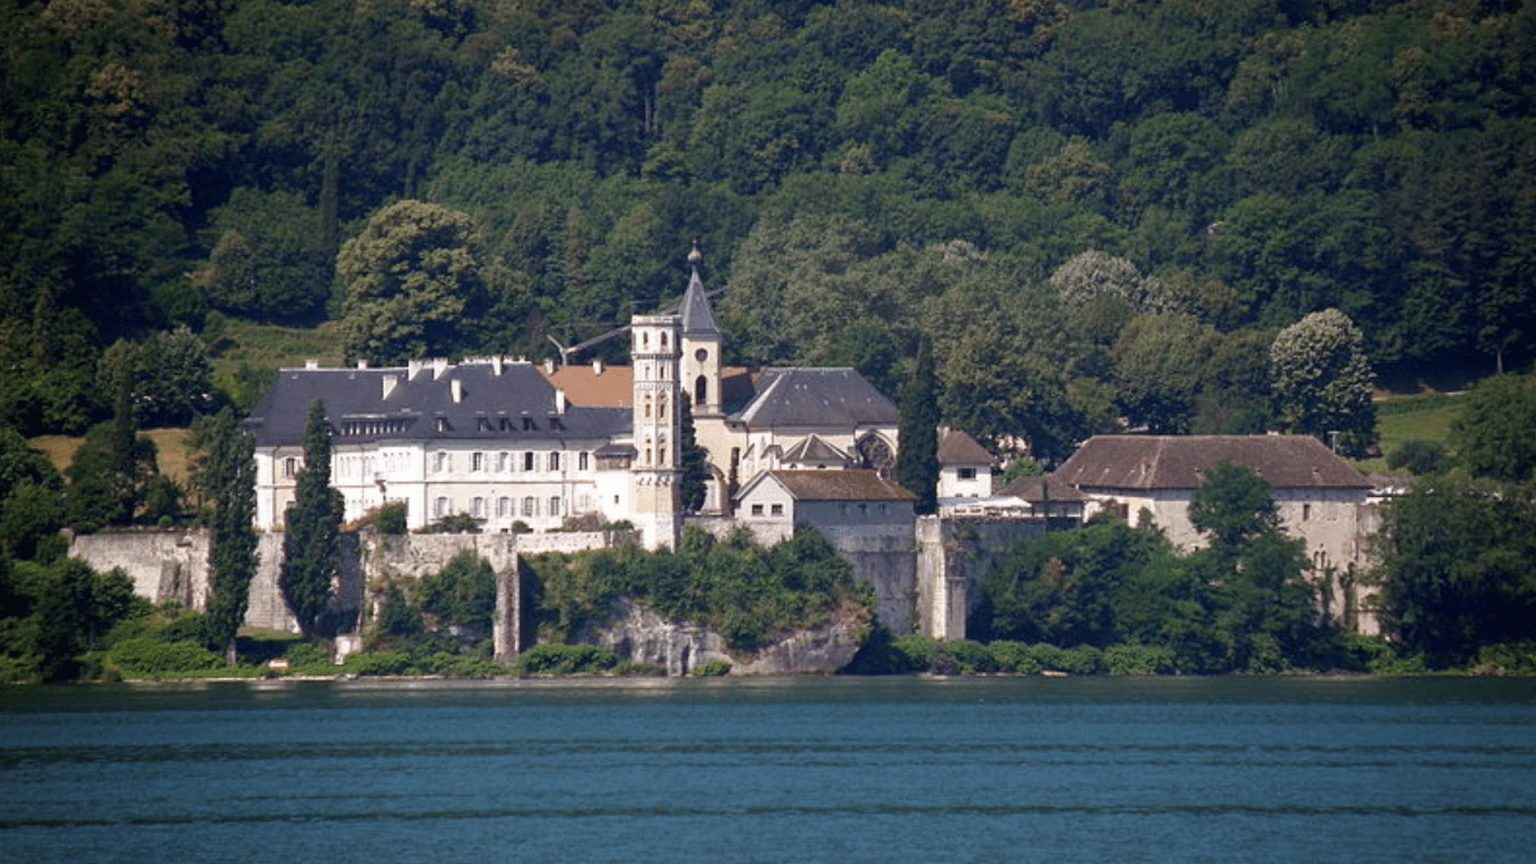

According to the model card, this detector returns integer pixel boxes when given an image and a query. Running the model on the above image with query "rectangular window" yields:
[751,504,764,516]
[549,497,562,517]
[497,452,508,473]
[579,451,590,471]
[497,497,511,518]
[958,467,976,480]
[523,452,535,471]
[472,452,485,472]
[522,496,537,517]
[770,503,784,516]
[434,452,448,473]
[434,497,448,517]
[1302,503,1312,522]
[549,452,561,472]
[472,497,485,517]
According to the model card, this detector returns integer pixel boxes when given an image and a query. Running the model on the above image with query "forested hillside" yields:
[4,0,1533,457]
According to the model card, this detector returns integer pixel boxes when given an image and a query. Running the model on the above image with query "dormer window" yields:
[522,417,536,431]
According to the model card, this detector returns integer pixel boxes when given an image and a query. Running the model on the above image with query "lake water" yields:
[2,676,1535,863]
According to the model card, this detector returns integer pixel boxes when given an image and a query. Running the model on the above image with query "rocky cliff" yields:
[587,598,869,676]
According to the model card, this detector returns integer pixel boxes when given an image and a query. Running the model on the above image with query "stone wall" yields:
[915,517,1045,640]
[70,532,212,610]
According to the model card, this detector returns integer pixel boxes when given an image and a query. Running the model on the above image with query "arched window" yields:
[658,394,667,420]
[694,376,707,406]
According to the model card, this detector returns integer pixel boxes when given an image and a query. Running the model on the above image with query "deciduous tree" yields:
[337,200,489,365]
[1269,308,1377,456]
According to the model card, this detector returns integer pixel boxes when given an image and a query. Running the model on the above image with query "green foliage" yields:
[376,502,409,535]
[979,466,1324,675]
[280,400,344,638]
[678,398,709,513]
[194,407,258,662]
[1375,477,1536,668]
[693,661,732,677]
[1269,309,1377,457]
[896,338,939,513]
[33,559,139,681]
[337,200,491,365]
[415,551,497,638]
[1451,375,1536,483]
[1386,439,1448,476]
[64,418,161,532]
[1103,644,1176,676]
[106,637,222,678]
[516,643,619,676]
[526,526,868,654]
[416,513,484,534]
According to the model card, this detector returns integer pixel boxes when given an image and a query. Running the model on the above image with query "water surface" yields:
[2,676,1534,863]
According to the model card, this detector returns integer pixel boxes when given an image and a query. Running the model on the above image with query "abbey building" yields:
[247,258,901,550]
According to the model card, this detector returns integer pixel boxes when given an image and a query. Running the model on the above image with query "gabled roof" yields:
[247,359,629,448]
[1053,435,1372,491]
[938,429,992,466]
[1000,475,1085,503]
[781,434,852,467]
[732,368,898,429]
[746,469,917,502]
[679,269,720,337]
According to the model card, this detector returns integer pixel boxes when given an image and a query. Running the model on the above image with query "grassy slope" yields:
[1352,393,1466,474]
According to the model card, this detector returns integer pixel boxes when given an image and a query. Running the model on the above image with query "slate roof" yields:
[679,269,720,337]
[247,359,630,448]
[938,429,992,466]
[759,470,917,502]
[1000,475,1085,503]
[781,434,853,467]
[1052,435,1372,491]
[732,368,898,429]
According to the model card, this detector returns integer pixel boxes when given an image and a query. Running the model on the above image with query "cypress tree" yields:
[280,400,343,638]
[200,408,258,664]
[678,397,710,513]
[896,338,939,515]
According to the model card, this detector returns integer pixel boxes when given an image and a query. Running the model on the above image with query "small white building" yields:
[734,469,916,547]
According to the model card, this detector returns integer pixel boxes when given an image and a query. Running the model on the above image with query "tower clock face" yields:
[695,348,708,362]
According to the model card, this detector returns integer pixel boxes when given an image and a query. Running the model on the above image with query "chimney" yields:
[305,359,319,370]
[432,357,448,378]
[451,378,464,403]
[493,355,504,376]
[408,359,424,380]
[593,358,605,376]
[356,359,368,370]
[544,358,555,375]
[382,375,399,400]
[556,388,567,414]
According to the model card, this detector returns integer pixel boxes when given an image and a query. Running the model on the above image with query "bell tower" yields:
[678,240,723,417]
[630,312,682,550]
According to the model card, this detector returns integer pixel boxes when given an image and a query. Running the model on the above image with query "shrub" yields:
[516,643,618,676]
[376,501,408,535]
[694,661,732,677]
[945,639,997,674]
[107,637,223,677]
[416,513,483,534]
[347,651,413,676]
[987,641,1042,675]
[1387,439,1448,476]
[1103,644,1176,676]
[615,661,668,677]
[1474,642,1536,675]
[889,634,944,672]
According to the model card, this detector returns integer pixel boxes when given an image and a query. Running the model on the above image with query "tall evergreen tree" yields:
[678,397,710,513]
[896,338,939,514]
[280,400,343,638]
[197,408,259,664]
